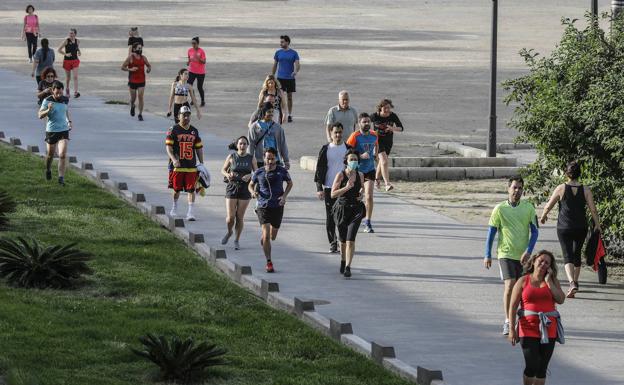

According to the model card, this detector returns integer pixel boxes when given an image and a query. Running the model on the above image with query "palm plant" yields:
[0,237,92,289]
[0,190,16,230]
[131,334,227,383]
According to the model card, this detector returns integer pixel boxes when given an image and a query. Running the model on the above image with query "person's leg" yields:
[363,179,374,230]
[324,188,337,249]
[196,74,205,104]
[534,339,556,384]
[378,151,391,187]
[64,70,71,94]
[45,142,56,178]
[72,68,79,95]
[270,226,279,241]
[223,198,236,243]
[137,87,145,115]
[572,228,587,285]
[57,139,68,179]
[186,191,196,219]
[171,191,180,215]
[503,278,517,323]
[287,91,293,117]
[261,223,271,260]
[234,199,250,241]
[345,241,355,267]
[129,88,137,111]
[520,338,540,385]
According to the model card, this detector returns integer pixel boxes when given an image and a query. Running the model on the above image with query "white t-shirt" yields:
[324,143,348,188]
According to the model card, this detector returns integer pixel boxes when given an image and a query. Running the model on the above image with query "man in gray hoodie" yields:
[248,103,290,169]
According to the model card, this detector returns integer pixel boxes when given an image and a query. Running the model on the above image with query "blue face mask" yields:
[347,160,359,170]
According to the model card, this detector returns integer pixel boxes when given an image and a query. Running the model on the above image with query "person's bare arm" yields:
[507,276,525,346]
[540,184,563,224]
[292,60,300,77]
[38,103,51,119]
[279,180,294,206]
[195,147,204,164]
[37,85,52,100]
[66,108,73,130]
[57,40,66,55]
[167,83,175,113]
[166,145,179,167]
[546,272,565,304]
[221,155,232,179]
[585,186,602,231]
[143,56,152,73]
[330,172,348,199]
[248,179,257,198]
[271,60,277,76]
[121,56,132,72]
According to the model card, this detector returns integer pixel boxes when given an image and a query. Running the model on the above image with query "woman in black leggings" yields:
[331,149,365,278]
[21,5,40,62]
[539,161,601,298]
[187,37,206,106]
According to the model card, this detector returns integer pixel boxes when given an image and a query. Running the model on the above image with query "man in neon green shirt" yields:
[484,176,539,335]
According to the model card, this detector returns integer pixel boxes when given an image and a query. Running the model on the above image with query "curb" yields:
[0,133,445,385]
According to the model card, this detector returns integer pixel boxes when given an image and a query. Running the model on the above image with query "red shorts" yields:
[168,171,198,192]
[63,59,80,71]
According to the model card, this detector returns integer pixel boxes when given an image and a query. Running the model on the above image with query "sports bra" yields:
[174,82,190,96]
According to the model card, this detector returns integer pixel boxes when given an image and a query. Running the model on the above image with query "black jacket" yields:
[314,143,351,192]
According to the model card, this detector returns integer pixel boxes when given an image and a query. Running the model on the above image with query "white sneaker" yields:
[186,213,196,221]
[169,208,178,217]
[234,240,240,250]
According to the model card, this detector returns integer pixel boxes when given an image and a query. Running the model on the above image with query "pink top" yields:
[187,47,206,74]
[24,14,39,34]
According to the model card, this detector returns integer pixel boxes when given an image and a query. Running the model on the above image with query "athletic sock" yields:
[187,202,194,216]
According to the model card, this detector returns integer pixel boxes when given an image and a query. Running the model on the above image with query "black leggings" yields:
[520,337,556,379]
[187,72,205,103]
[557,227,587,267]
[26,33,38,59]
[323,188,337,246]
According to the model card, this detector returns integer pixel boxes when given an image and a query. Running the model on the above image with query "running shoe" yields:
[340,260,346,274]
[329,242,338,253]
[186,213,196,221]
[266,261,274,273]
[566,282,578,298]
[74,92,80,99]
[343,266,351,278]
[138,114,144,121]
[385,184,394,192]
[287,116,293,123]
[169,208,178,217]
[200,101,205,107]
[363,224,374,233]
[221,232,232,245]
[29,58,33,63]
[375,179,381,189]
[45,169,52,181]
[234,240,240,250]
[502,321,510,336]
[130,104,135,116]
[58,176,65,186]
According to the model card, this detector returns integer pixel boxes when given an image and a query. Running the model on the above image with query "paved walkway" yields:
[1,69,623,385]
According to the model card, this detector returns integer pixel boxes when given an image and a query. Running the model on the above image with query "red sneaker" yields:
[265,261,274,273]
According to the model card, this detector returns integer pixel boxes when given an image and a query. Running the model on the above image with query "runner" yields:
[127,27,143,54]
[58,28,81,98]
[331,149,365,278]
[220,136,257,250]
[271,35,300,123]
[248,105,290,169]
[31,39,54,86]
[508,250,565,385]
[257,75,286,124]
[37,67,57,105]
[187,37,206,107]
[248,97,276,128]
[484,176,539,335]
[166,106,204,221]
[372,98,403,191]
[121,43,152,121]
[315,123,350,253]
[346,113,378,233]
[325,90,358,141]
[167,68,201,123]
[21,5,40,63]
[539,161,602,298]
[38,80,72,186]
[248,147,293,273]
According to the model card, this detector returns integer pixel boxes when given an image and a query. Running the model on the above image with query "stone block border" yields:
[0,134,445,385]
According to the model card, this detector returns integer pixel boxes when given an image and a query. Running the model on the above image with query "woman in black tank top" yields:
[220,136,257,250]
[58,28,81,98]
[331,149,365,278]
[539,161,602,297]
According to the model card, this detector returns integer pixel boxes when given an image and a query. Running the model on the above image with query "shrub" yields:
[0,237,92,289]
[0,190,16,230]
[131,334,227,384]
[504,13,624,257]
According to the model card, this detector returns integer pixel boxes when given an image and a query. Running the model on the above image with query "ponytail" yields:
[41,38,49,62]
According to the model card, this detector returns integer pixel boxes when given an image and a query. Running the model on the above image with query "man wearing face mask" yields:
[484,176,539,336]
[346,113,378,233]
[122,42,151,121]
[314,123,350,253]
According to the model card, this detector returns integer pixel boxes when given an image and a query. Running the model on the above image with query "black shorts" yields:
[225,182,251,200]
[499,258,523,281]
[363,170,376,181]
[278,78,296,93]
[333,201,365,242]
[128,82,145,89]
[45,130,69,145]
[378,135,393,155]
[256,206,284,228]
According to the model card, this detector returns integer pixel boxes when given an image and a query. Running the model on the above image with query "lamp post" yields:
[592,0,598,17]
[487,0,498,158]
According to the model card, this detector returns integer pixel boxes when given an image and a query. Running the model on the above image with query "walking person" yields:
[508,250,565,385]
[127,27,143,54]
[271,35,299,123]
[539,161,602,298]
[221,136,257,250]
[346,113,378,233]
[248,105,290,169]
[484,176,539,335]
[248,147,293,273]
[187,37,206,107]
[167,69,201,123]
[37,67,57,105]
[21,5,40,63]
[166,106,205,221]
[122,43,151,121]
[372,98,403,191]
[58,28,81,98]
[325,90,358,141]
[38,81,72,186]
[257,75,286,124]
[248,97,277,128]
[315,123,350,253]
[331,149,366,278]
[31,38,54,86]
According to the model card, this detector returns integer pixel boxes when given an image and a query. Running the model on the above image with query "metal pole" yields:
[487,0,498,158]
[591,0,598,18]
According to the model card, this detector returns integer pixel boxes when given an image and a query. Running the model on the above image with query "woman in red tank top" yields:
[509,250,565,385]
[121,43,151,121]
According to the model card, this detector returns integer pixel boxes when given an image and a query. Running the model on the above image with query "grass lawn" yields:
[0,144,412,385]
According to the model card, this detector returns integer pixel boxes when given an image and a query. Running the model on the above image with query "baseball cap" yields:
[179,106,192,115]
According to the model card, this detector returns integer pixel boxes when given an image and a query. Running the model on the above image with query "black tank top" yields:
[65,39,79,60]
[337,170,361,204]
[230,153,253,182]
[557,184,587,229]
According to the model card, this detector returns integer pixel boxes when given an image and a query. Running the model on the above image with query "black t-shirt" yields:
[371,112,403,137]
[165,124,203,170]
[37,80,54,104]
[128,36,144,47]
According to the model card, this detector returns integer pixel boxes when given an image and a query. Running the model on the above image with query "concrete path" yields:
[1,69,623,385]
